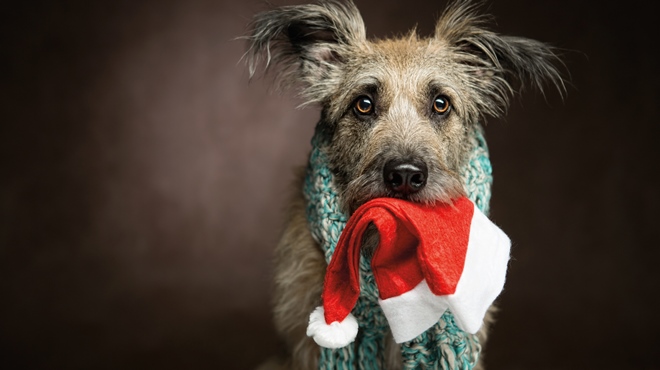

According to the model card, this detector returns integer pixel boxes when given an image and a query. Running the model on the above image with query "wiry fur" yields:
[245,0,367,106]
[245,1,564,368]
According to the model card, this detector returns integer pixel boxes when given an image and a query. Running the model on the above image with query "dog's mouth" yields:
[342,167,465,215]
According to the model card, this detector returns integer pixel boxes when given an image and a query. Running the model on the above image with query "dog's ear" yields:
[435,1,565,121]
[244,0,366,105]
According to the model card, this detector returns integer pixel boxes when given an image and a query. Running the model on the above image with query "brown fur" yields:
[244,1,564,368]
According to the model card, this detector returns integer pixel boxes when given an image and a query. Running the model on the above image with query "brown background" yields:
[1,0,658,369]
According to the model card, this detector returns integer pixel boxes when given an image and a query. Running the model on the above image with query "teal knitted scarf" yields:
[303,123,493,370]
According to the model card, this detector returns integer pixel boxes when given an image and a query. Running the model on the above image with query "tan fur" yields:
[270,169,324,369]
[245,1,564,368]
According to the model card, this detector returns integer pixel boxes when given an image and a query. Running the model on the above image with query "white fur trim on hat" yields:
[378,205,511,343]
[306,306,358,349]
[379,280,451,343]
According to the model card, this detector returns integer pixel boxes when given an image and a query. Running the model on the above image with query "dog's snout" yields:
[383,160,428,195]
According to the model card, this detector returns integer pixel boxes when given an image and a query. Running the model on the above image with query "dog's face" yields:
[246,0,563,213]
[325,38,476,213]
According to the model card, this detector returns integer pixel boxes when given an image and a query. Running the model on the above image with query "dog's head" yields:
[245,0,564,213]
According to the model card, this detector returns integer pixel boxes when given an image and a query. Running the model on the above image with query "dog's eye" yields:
[433,95,451,115]
[354,96,374,115]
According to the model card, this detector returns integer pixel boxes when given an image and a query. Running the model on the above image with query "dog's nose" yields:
[383,160,428,195]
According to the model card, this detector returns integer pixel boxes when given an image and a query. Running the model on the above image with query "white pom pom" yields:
[306,306,358,349]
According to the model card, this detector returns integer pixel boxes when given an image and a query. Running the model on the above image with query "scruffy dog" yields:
[245,1,563,368]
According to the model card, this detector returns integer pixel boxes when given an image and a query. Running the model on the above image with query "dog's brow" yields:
[427,80,457,95]
[340,77,381,101]
[356,82,379,97]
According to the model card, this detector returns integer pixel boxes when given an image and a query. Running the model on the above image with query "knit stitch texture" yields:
[304,124,493,370]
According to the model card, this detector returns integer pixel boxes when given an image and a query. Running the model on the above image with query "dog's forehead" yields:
[350,37,458,91]
[325,37,469,122]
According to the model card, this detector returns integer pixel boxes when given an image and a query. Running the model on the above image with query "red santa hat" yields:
[306,196,511,348]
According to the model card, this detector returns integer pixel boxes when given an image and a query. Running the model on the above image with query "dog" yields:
[244,1,564,368]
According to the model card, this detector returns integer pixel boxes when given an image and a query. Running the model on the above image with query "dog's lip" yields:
[351,194,418,213]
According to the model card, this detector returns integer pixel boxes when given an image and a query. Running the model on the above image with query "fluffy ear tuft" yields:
[435,0,566,122]
[243,0,366,105]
